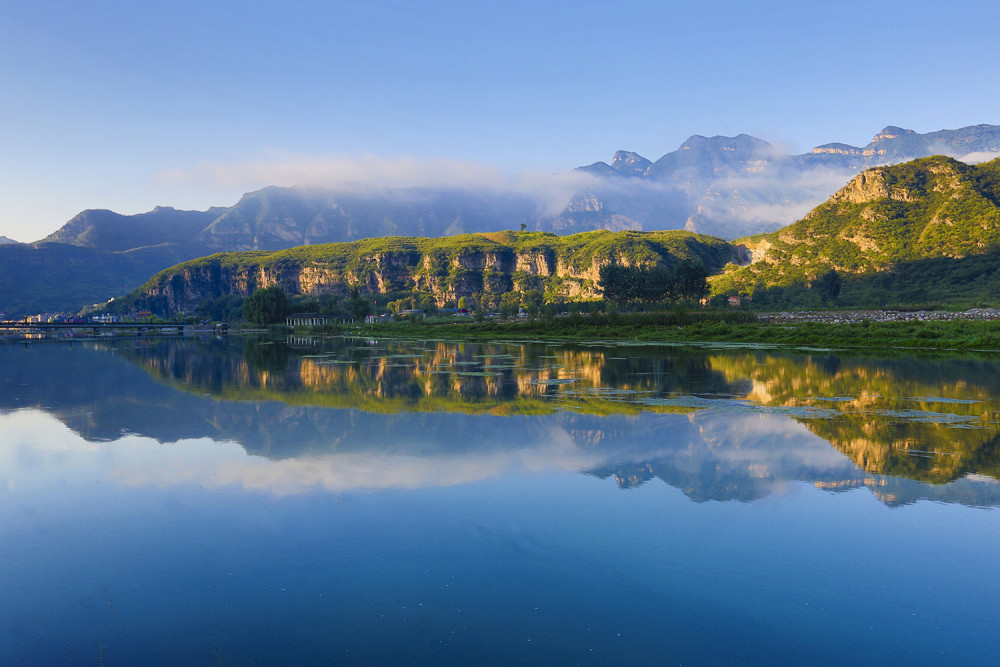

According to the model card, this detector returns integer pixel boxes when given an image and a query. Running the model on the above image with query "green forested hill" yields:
[713,156,1000,308]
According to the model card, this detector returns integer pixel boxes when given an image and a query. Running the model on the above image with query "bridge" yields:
[0,322,226,337]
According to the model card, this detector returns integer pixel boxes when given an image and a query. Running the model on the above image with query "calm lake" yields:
[3,335,1000,665]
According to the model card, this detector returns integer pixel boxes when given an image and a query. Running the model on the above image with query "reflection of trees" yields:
[244,337,293,374]
[114,338,1000,487]
[123,337,743,416]
[710,352,1000,483]
[805,421,1000,483]
[9,340,1000,505]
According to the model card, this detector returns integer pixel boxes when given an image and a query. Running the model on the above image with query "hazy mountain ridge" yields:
[572,124,1000,238]
[582,125,1000,178]
[194,186,542,252]
[0,241,178,315]
[41,206,226,251]
[38,123,1000,255]
[3,190,545,315]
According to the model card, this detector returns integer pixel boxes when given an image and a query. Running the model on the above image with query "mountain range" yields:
[3,123,999,315]
[117,154,1000,315]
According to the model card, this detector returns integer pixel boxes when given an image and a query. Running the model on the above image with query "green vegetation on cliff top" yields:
[714,156,1000,308]
[123,230,735,315]
[145,229,733,277]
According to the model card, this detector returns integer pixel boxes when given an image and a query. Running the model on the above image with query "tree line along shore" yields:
[347,308,1000,354]
[225,279,1000,353]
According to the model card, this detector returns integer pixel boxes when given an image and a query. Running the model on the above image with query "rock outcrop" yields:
[124,230,738,316]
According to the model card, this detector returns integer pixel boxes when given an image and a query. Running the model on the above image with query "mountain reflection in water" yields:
[3,336,1000,506]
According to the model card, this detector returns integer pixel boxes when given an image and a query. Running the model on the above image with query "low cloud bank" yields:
[957,150,1000,164]
[162,153,601,196]
[158,148,999,240]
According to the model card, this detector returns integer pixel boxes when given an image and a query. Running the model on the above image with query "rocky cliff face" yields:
[127,231,738,315]
[143,250,611,313]
[828,169,892,205]
[811,143,864,156]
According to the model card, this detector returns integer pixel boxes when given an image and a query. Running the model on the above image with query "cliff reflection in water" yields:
[130,335,736,416]
[3,336,1000,506]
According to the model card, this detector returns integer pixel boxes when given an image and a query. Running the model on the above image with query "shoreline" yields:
[757,307,1000,324]
[348,309,1000,354]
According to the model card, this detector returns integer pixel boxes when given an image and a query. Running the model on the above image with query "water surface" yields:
[3,336,1000,665]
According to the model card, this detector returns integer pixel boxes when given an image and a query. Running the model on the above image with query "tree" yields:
[522,289,543,316]
[242,286,289,325]
[293,297,321,313]
[195,294,244,322]
[640,266,676,303]
[499,291,521,318]
[472,291,485,321]
[673,260,709,301]
[599,264,641,305]
[417,293,438,315]
[601,263,680,305]
[319,294,340,314]
[347,286,373,320]
[815,269,842,305]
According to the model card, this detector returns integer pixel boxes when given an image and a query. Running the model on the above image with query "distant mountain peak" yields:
[0,235,19,245]
[610,150,651,176]
[678,133,773,154]
[871,125,916,143]
[812,142,863,156]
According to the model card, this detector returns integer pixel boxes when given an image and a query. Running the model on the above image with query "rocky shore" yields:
[758,308,1000,324]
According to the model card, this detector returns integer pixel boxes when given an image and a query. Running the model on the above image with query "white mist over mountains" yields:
[21,123,1000,245]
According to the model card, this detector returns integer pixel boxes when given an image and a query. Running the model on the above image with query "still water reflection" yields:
[3,336,1000,664]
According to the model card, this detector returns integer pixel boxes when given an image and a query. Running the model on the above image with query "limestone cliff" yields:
[122,230,738,316]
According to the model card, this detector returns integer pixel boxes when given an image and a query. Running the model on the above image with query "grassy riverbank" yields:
[355,310,1000,352]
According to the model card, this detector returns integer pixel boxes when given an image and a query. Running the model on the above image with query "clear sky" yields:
[2,0,999,241]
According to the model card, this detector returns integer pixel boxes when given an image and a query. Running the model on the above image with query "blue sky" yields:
[2,0,999,241]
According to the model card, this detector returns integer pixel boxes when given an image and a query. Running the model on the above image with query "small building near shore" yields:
[286,313,354,327]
